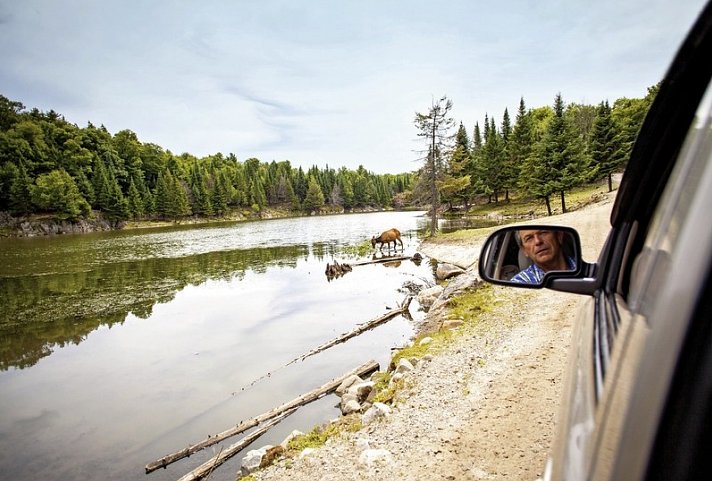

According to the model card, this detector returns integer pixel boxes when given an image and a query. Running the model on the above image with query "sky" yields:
[0,0,708,174]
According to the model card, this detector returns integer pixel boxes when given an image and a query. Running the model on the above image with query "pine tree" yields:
[590,101,622,191]
[190,168,213,216]
[248,177,267,210]
[74,169,95,206]
[337,169,354,209]
[127,178,144,219]
[211,170,229,216]
[9,162,33,215]
[510,98,533,196]
[499,108,516,201]
[480,116,504,203]
[104,178,129,221]
[293,167,308,204]
[437,122,470,209]
[92,159,112,211]
[303,175,325,212]
[528,93,587,214]
[171,174,191,218]
[154,171,171,218]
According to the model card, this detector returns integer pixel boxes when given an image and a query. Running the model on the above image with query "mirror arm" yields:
[547,262,600,295]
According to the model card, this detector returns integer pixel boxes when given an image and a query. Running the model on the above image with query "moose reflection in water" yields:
[371,227,404,252]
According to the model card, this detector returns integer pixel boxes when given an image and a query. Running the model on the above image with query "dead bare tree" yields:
[414,96,455,236]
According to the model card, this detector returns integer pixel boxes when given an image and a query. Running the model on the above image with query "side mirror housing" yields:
[478,226,584,289]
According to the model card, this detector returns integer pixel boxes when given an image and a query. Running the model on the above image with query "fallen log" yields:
[325,253,423,279]
[232,297,414,393]
[175,408,297,481]
[352,254,413,266]
[145,359,380,474]
[287,296,412,366]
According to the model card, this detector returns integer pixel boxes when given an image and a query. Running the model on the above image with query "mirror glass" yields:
[478,226,581,287]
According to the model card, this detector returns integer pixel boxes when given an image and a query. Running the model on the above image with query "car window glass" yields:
[628,80,712,316]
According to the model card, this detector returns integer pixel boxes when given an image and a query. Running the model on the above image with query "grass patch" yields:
[456,178,613,219]
[390,284,499,370]
[286,417,362,452]
[370,371,404,404]
[447,284,499,322]
[341,239,373,257]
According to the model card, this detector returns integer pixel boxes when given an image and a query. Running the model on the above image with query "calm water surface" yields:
[0,211,464,481]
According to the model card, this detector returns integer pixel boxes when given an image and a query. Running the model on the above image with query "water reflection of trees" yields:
[0,244,307,370]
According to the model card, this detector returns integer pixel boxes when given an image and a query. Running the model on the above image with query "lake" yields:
[0,211,481,481]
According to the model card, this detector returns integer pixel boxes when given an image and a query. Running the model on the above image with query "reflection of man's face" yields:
[519,229,564,271]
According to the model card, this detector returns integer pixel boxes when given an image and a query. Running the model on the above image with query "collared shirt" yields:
[511,256,577,285]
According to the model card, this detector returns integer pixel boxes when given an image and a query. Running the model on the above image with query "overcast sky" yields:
[0,1,707,174]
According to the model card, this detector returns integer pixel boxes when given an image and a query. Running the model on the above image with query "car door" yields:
[546,3,712,480]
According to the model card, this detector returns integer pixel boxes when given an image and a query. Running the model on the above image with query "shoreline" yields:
[247,192,615,481]
[0,205,400,238]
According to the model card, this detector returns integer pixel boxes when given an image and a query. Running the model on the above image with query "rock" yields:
[419,336,434,346]
[280,429,305,449]
[442,319,463,330]
[389,372,404,387]
[299,447,317,459]
[348,381,375,402]
[436,262,465,280]
[442,271,480,299]
[428,272,481,315]
[362,402,392,424]
[395,358,414,375]
[335,375,363,396]
[241,445,274,475]
[341,392,359,405]
[358,448,394,467]
[341,399,362,415]
[354,437,371,451]
[417,285,444,310]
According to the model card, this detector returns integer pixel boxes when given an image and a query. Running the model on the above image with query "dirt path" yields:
[252,194,615,481]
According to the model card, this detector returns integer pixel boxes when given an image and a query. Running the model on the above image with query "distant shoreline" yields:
[0,205,420,238]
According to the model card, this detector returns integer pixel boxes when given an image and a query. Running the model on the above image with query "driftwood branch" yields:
[326,253,423,279]
[287,296,412,366]
[146,360,380,474]
[232,297,414,393]
[352,255,413,266]
[175,408,297,481]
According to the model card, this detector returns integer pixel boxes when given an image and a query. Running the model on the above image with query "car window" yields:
[627,79,712,317]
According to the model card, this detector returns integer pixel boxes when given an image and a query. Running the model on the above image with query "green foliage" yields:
[303,175,325,211]
[0,85,652,225]
[519,93,589,214]
[414,95,455,235]
[590,101,623,192]
[127,178,144,219]
[0,95,414,223]
[31,169,91,220]
[8,162,32,214]
[287,422,345,451]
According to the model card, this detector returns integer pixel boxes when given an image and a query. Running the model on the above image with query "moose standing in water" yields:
[371,228,403,252]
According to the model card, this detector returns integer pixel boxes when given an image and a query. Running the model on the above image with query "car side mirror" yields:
[478,226,583,288]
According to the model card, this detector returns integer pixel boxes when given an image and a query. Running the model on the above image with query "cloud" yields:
[0,0,707,173]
